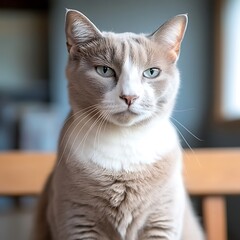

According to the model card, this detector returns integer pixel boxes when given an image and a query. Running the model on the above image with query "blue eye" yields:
[96,66,115,78]
[143,68,161,78]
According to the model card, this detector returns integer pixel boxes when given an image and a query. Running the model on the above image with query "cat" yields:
[33,9,205,240]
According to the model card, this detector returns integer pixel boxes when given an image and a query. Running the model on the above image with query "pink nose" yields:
[119,95,139,106]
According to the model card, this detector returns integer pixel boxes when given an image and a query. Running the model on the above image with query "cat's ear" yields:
[65,9,102,53]
[150,14,188,62]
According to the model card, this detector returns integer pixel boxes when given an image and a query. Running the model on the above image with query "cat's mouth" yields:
[109,108,148,127]
[113,109,139,116]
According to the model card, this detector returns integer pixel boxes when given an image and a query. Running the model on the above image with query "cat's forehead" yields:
[102,31,146,40]
[96,31,160,67]
[101,31,150,48]
[79,31,168,70]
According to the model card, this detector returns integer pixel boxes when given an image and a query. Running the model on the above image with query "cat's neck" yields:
[60,112,180,172]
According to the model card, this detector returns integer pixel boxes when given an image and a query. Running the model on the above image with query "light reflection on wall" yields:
[222,0,240,120]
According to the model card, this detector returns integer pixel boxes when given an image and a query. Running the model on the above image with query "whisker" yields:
[59,104,101,147]
[173,108,195,113]
[73,111,105,160]
[101,111,110,140]
[59,106,100,165]
[171,121,201,166]
[59,108,98,154]
[170,117,203,142]
[94,111,109,151]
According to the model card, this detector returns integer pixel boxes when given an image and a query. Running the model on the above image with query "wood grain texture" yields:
[183,148,240,195]
[0,148,240,195]
[0,152,55,195]
[203,196,227,240]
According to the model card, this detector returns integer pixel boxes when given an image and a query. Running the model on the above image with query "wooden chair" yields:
[0,148,240,240]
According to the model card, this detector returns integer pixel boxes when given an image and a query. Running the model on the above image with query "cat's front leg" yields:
[48,199,122,240]
[138,216,182,240]
[138,183,185,240]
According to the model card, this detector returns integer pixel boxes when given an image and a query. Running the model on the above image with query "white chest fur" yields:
[67,116,180,171]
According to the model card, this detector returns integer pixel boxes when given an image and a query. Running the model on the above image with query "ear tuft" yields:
[65,9,102,53]
[150,14,188,61]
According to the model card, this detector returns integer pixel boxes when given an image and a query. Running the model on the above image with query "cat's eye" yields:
[143,68,161,79]
[96,66,115,78]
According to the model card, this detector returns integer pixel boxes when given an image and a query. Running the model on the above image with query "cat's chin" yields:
[109,111,151,127]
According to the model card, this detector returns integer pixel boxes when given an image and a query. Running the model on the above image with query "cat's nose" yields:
[119,94,139,107]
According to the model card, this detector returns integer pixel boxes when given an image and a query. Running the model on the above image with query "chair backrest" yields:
[0,152,55,195]
[0,148,240,240]
[184,148,240,240]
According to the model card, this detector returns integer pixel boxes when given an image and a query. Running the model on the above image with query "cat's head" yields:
[65,9,187,127]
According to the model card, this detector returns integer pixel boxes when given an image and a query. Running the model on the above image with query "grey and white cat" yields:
[34,9,205,240]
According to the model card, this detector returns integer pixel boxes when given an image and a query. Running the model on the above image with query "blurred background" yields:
[0,0,239,239]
